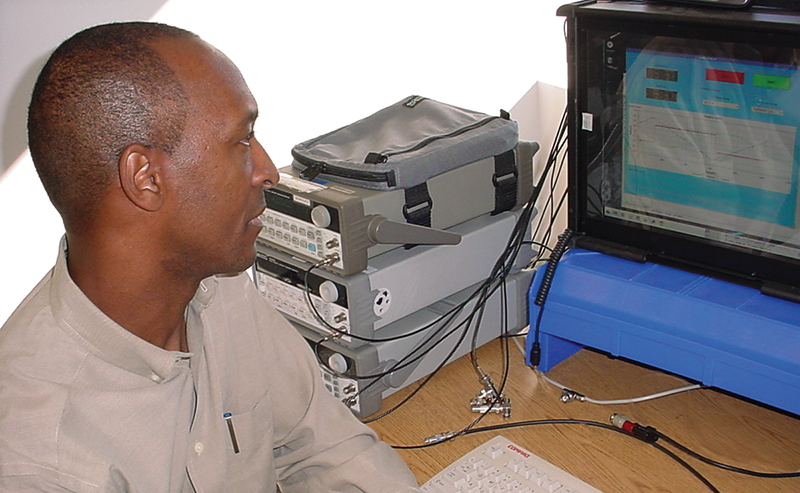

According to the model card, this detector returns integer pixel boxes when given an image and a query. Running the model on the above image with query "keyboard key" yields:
[484,444,505,460]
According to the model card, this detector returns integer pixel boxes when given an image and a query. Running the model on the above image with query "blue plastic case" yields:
[526,248,800,416]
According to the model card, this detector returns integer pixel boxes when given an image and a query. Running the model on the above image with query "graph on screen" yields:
[620,47,800,230]
[627,104,795,195]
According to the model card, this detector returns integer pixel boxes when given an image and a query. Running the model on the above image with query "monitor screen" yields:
[569,5,800,293]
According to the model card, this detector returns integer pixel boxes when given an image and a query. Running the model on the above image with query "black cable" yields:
[312,311,461,381]
[533,229,573,308]
[302,260,489,413]
[521,240,553,253]
[656,431,800,479]
[305,102,569,419]
[611,414,800,481]
[651,441,722,493]
[393,418,721,493]
[465,203,535,410]
[315,247,524,413]
[458,102,569,416]
[424,107,572,437]
[527,108,569,268]
[529,228,573,367]
[302,263,468,345]
[350,282,498,414]
[315,294,478,383]
[361,319,473,423]
[361,274,518,421]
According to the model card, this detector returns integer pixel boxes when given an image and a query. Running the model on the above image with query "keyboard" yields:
[420,435,604,493]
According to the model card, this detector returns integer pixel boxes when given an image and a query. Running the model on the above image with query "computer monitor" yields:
[564,2,800,296]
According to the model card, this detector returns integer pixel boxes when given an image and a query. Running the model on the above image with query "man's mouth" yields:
[247,202,266,228]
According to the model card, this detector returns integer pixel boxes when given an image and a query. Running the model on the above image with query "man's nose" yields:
[252,138,279,189]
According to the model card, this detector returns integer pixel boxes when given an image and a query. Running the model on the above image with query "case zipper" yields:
[369,115,502,163]
[295,157,396,186]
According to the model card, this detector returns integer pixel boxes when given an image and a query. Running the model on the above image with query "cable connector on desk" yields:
[529,341,541,367]
[470,388,512,418]
[610,414,660,443]
[560,388,585,404]
[424,431,457,444]
[470,374,512,419]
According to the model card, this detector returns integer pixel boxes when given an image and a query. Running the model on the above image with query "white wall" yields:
[0,0,169,174]
[0,0,169,325]
[0,0,568,325]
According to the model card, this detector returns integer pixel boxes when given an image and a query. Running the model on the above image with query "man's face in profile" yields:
[150,37,278,279]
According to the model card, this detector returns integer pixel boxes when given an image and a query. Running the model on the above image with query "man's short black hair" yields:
[28,22,195,232]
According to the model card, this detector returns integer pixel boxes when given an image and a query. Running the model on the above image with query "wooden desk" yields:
[366,338,800,492]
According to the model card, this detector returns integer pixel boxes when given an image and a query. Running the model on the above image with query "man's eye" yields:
[240,132,254,147]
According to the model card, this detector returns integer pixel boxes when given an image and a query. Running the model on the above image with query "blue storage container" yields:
[526,249,800,416]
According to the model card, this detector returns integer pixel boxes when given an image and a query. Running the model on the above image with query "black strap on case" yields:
[492,149,518,215]
[403,183,433,227]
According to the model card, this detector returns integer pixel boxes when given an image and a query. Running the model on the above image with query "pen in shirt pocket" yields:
[223,413,240,454]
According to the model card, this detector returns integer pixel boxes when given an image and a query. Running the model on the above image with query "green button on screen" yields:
[753,73,791,90]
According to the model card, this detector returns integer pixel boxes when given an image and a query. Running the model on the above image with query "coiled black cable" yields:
[533,228,573,307]
[529,228,573,367]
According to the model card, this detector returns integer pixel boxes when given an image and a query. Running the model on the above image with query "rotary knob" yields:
[328,353,348,373]
[319,280,339,303]
[310,205,331,228]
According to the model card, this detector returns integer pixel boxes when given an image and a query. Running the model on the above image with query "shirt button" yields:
[150,373,162,383]
[195,442,204,455]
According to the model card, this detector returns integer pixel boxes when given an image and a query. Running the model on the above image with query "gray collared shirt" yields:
[0,239,419,492]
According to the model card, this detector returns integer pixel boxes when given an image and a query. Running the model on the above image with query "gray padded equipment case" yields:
[260,140,537,276]
[291,95,520,191]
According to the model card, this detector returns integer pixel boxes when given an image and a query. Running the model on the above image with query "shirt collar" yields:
[49,237,216,381]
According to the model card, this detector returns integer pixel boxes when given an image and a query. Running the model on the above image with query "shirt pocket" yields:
[222,392,276,491]
[224,390,274,453]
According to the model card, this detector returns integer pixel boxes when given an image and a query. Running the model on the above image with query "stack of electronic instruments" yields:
[252,96,538,417]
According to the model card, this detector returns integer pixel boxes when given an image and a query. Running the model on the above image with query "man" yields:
[0,22,420,492]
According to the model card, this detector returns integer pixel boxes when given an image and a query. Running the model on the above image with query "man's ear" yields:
[118,144,166,212]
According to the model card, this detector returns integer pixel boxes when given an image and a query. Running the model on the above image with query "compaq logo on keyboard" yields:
[507,444,530,459]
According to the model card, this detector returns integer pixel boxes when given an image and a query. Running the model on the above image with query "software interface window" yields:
[619,46,800,259]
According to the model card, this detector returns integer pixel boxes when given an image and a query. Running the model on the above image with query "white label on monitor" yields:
[582,112,593,131]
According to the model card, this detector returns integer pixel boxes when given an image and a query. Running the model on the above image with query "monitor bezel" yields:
[567,6,800,292]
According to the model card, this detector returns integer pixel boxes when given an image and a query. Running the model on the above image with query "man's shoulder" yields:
[0,267,55,337]
[0,294,78,425]
[0,267,86,381]
[0,267,88,436]
[0,332,73,491]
